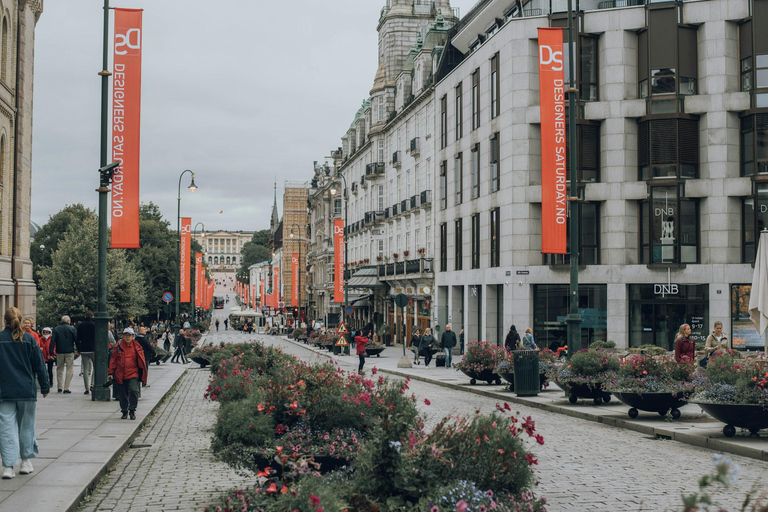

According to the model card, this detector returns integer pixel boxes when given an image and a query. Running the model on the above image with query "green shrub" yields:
[590,339,615,349]
[569,348,620,375]
[629,344,668,356]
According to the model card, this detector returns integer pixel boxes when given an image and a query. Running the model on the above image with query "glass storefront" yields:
[628,284,708,350]
[533,285,607,351]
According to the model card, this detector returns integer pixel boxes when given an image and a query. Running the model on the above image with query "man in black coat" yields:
[52,315,78,393]
[440,323,457,369]
[171,329,188,364]
[505,325,521,352]
[135,326,156,387]
[76,311,96,394]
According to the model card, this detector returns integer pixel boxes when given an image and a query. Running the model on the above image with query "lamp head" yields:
[188,173,197,193]
[330,187,337,196]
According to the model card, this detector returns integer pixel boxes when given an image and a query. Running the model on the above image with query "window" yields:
[580,36,598,102]
[454,218,463,270]
[378,185,385,211]
[534,284,607,350]
[378,140,385,164]
[440,222,447,271]
[455,83,463,140]
[334,199,342,216]
[471,144,480,199]
[426,224,432,256]
[1,18,6,82]
[490,208,500,267]
[440,95,447,148]
[640,185,699,264]
[741,114,768,177]
[545,201,600,266]
[471,69,480,130]
[638,118,699,180]
[566,122,600,183]
[378,240,384,260]
[490,53,500,118]
[454,153,463,205]
[440,160,447,210]
[739,9,768,107]
[490,134,500,192]
[377,96,385,122]
[742,182,768,263]
[471,214,480,269]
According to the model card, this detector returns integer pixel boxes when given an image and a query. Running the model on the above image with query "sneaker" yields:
[63,390,71,394]
[84,389,89,395]
[2,467,14,479]
[19,459,33,475]
[121,411,128,419]
[129,411,136,420]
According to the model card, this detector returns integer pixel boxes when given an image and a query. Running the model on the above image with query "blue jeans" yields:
[444,347,453,368]
[0,401,38,467]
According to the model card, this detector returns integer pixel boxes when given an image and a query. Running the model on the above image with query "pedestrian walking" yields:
[0,307,50,479]
[171,329,188,364]
[521,328,536,350]
[674,323,695,363]
[354,332,369,375]
[40,327,55,388]
[411,328,422,364]
[135,327,156,388]
[420,328,436,367]
[223,318,228,330]
[439,324,456,368]
[703,321,729,365]
[215,318,220,331]
[76,311,96,395]
[51,315,77,393]
[459,328,465,355]
[107,328,147,420]
[160,327,172,352]
[504,325,521,352]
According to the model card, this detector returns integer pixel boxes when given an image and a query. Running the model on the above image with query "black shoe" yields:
[57,389,62,393]
[63,390,71,394]
[129,411,136,420]
[121,411,128,419]
[84,389,89,395]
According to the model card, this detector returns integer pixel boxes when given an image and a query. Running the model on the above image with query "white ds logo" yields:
[539,45,563,71]
[115,28,141,55]
[334,225,344,236]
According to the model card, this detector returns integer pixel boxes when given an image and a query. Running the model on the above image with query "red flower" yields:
[309,494,321,506]
[266,483,278,493]
[424,398,431,406]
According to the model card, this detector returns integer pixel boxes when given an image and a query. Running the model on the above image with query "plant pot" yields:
[366,348,385,358]
[694,402,768,437]
[500,372,549,392]
[189,356,210,368]
[612,391,689,419]
[460,368,502,386]
[558,381,612,405]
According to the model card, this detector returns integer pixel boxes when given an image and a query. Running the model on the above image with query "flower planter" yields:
[460,368,502,386]
[694,402,768,437]
[189,356,210,368]
[499,372,549,392]
[557,381,612,405]
[366,348,385,358]
[612,391,689,419]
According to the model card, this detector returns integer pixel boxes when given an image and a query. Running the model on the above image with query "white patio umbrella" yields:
[748,230,768,356]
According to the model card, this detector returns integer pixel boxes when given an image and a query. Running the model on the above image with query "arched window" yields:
[214,256,219,265]
[208,256,212,264]
[226,256,231,265]
[2,17,8,82]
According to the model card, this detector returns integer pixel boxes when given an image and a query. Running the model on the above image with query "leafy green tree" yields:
[36,217,146,327]
[238,229,270,276]
[31,204,95,285]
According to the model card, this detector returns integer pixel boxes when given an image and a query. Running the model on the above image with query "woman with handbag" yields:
[354,333,369,375]
[411,328,422,364]
[420,328,436,367]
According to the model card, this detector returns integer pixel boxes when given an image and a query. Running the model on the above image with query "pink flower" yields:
[424,398,431,406]
[456,501,469,512]
[309,494,321,506]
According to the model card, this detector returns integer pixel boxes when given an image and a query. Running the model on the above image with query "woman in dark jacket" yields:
[504,325,521,352]
[0,307,50,479]
[411,328,422,364]
[419,328,436,367]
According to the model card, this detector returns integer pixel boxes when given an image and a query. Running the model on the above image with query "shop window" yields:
[454,218,463,271]
[440,222,447,271]
[637,7,698,107]
[533,284,607,351]
[740,114,768,177]
[741,182,768,263]
[640,185,699,265]
[471,214,480,269]
[545,201,600,266]
[628,284,708,350]
[565,121,600,183]
[638,118,699,180]
[490,207,500,267]
[731,284,763,350]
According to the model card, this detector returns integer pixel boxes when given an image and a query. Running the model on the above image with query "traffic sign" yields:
[335,335,349,347]
[345,305,354,316]
[162,292,173,303]
[278,301,285,309]
[337,323,348,334]
[394,293,409,308]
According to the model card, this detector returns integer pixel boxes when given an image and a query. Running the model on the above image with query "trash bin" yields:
[513,350,540,397]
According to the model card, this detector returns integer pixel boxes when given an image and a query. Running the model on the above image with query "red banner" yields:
[111,9,143,249]
[180,217,191,302]
[260,279,264,309]
[538,28,567,254]
[292,253,299,307]
[252,284,257,309]
[334,219,344,303]
[273,269,280,308]
[194,253,203,307]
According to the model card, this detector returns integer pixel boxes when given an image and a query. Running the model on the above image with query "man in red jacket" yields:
[108,328,147,420]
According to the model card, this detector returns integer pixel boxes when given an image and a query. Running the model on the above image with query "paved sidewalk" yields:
[282,336,768,462]
[0,356,190,512]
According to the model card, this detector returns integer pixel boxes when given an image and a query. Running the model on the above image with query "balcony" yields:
[597,0,644,8]
[409,137,420,156]
[351,181,358,194]
[410,195,418,209]
[378,258,434,280]
[365,162,385,178]
[420,189,432,207]
[400,199,409,213]
[373,210,386,223]
[364,211,374,224]
[384,207,391,220]
[392,150,402,168]
[392,203,399,216]
[360,175,368,188]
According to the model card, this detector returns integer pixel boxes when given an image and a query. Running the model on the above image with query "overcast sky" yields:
[31,0,477,233]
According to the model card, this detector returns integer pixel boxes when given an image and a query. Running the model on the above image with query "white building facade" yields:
[194,230,252,270]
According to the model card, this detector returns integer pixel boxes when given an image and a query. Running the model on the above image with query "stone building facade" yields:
[280,182,309,316]
[0,0,42,325]
[434,0,768,350]
[193,230,252,270]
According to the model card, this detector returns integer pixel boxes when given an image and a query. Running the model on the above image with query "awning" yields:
[348,267,384,289]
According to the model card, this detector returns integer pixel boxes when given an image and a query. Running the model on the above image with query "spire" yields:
[270,179,279,234]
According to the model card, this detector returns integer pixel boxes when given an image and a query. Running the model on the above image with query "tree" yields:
[36,217,146,327]
[31,204,95,285]
[238,229,271,276]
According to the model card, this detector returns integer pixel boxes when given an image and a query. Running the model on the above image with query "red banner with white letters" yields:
[292,253,299,307]
[334,219,344,303]
[111,8,143,248]
[194,253,203,307]
[538,28,567,254]
[260,279,264,309]
[180,217,191,302]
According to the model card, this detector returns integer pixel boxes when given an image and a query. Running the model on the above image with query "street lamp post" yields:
[176,170,197,333]
[330,173,348,334]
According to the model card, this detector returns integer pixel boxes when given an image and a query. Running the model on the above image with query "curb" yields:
[282,336,768,463]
